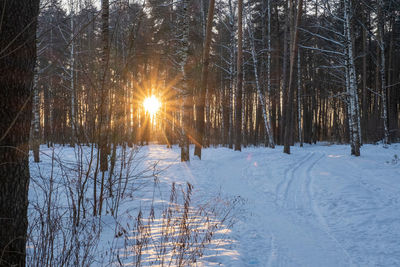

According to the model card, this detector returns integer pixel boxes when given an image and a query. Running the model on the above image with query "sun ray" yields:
[143,95,161,117]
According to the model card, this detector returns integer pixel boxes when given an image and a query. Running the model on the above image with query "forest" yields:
[0,0,399,266]
[30,0,399,159]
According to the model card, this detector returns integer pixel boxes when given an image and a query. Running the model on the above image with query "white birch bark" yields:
[266,0,274,145]
[247,19,275,148]
[32,61,40,162]
[344,0,360,156]
[344,56,354,146]
[179,0,190,161]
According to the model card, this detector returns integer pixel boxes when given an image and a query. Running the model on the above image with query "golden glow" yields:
[143,95,161,116]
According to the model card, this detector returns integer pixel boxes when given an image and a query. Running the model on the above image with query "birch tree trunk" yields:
[32,60,41,162]
[247,19,275,148]
[180,0,190,161]
[344,0,361,156]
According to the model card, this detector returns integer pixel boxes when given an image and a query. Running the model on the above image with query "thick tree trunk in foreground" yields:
[0,0,39,265]
[194,0,215,159]
[235,0,243,151]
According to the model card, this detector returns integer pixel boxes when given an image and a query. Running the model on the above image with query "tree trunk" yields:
[387,14,398,142]
[362,13,368,143]
[344,0,361,156]
[297,49,303,147]
[248,20,275,148]
[70,2,76,147]
[266,0,275,147]
[32,62,41,162]
[235,0,243,151]
[378,0,389,146]
[180,0,190,161]
[283,0,304,154]
[194,0,215,159]
[99,0,110,172]
[0,0,39,265]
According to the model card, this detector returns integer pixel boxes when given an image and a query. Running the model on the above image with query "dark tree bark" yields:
[284,0,304,154]
[235,0,243,151]
[194,0,215,159]
[0,0,40,265]
[361,10,368,143]
[99,0,110,173]
[388,14,399,142]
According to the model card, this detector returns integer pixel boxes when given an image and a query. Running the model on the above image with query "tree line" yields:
[29,0,399,161]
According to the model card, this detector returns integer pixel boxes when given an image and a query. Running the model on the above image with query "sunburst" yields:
[143,95,161,116]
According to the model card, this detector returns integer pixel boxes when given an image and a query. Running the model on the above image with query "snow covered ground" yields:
[139,143,400,266]
[29,143,400,266]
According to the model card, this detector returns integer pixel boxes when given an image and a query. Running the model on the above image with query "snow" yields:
[28,143,400,266]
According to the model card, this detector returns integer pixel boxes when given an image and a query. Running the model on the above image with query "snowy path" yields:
[142,144,400,266]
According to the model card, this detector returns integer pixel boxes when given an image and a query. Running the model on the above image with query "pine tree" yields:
[194,0,216,159]
[235,0,243,151]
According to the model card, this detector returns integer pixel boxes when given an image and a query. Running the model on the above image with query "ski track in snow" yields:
[31,143,400,266]
[146,146,400,266]
[138,144,400,267]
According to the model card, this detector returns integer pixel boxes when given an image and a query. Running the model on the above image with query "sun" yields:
[143,95,161,116]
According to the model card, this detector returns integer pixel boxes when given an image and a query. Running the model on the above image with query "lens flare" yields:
[143,95,161,116]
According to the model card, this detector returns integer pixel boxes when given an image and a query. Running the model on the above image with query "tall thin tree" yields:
[194,0,216,159]
[180,0,190,161]
[283,0,304,154]
[235,0,243,151]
